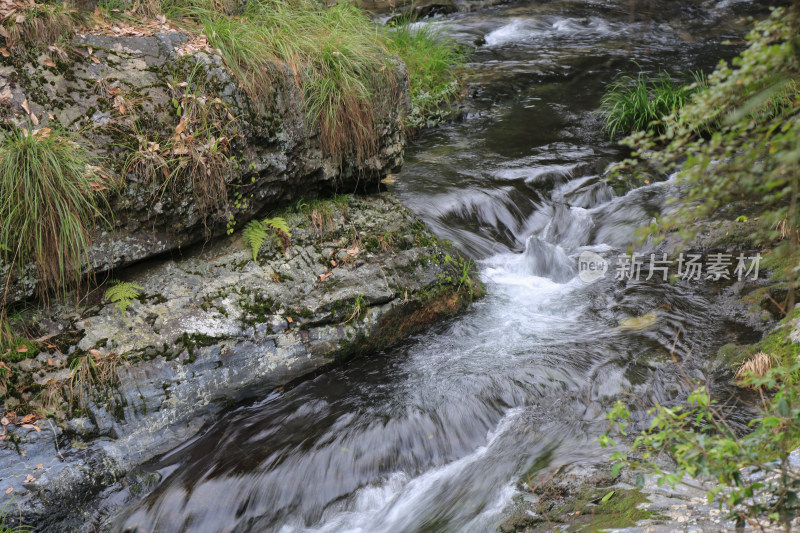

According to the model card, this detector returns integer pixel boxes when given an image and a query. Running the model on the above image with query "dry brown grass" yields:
[68,350,123,413]
[735,351,778,388]
[0,1,82,50]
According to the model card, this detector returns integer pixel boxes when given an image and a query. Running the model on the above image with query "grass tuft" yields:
[600,70,706,138]
[0,126,110,301]
[382,18,466,130]
[164,0,395,164]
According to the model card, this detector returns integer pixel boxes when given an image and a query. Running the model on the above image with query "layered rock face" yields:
[0,194,480,530]
[0,30,409,303]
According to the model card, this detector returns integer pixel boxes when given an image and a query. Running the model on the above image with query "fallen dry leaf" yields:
[42,59,56,68]
[0,47,9,58]
[29,111,39,125]
[16,345,27,353]
[22,424,41,433]
[21,98,30,114]
[320,272,333,282]
[35,463,43,469]
[24,474,35,483]
[47,358,54,366]
[287,317,293,323]
[346,246,360,256]
[19,414,35,424]
[89,349,102,359]
[0,417,8,426]
[5,487,12,494]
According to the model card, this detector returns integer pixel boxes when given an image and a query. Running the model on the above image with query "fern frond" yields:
[264,217,291,239]
[242,217,292,262]
[104,281,143,317]
[242,219,269,262]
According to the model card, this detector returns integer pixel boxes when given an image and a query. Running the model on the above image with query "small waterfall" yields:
[523,236,575,282]
[540,204,594,252]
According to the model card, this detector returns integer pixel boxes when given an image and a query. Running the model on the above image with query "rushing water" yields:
[113,2,765,531]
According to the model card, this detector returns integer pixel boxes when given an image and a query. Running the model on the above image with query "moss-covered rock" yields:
[0,31,410,304]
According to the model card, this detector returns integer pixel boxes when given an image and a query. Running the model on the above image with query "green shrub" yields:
[600,69,705,138]
[611,6,800,306]
[0,127,110,300]
[383,19,466,129]
[603,357,800,532]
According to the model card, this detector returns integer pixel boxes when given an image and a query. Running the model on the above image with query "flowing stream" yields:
[113,1,766,531]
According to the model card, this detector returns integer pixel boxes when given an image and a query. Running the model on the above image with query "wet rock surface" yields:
[0,193,480,531]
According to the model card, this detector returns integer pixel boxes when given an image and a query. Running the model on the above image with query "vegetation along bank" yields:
[0,0,476,528]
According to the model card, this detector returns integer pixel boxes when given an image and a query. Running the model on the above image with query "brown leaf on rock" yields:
[24,474,35,483]
[5,487,12,494]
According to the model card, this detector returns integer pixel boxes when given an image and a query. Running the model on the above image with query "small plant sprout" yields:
[241,217,291,261]
[344,294,366,323]
[104,281,144,317]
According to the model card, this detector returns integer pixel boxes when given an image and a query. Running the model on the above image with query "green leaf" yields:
[601,491,615,503]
